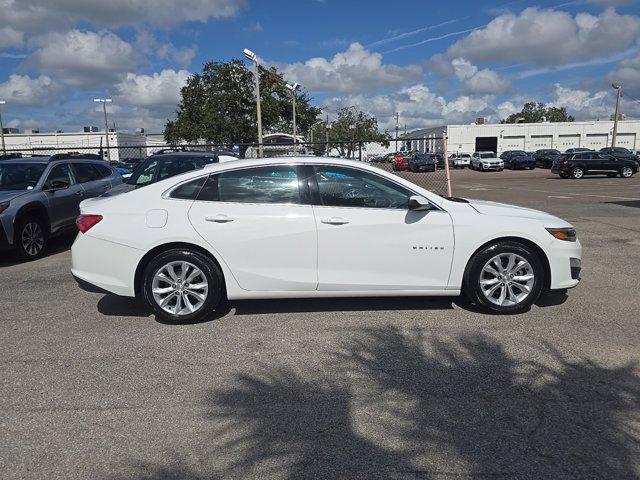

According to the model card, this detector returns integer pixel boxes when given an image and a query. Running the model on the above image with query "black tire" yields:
[14,216,48,260]
[571,167,584,179]
[142,249,224,324]
[464,241,545,314]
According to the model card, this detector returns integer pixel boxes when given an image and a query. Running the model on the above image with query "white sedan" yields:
[71,157,581,322]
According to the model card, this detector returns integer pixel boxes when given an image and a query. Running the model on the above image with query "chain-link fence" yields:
[1,136,452,196]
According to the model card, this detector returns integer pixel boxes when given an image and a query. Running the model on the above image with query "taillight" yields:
[76,214,103,233]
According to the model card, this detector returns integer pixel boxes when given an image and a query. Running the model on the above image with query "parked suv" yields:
[103,150,223,197]
[502,151,536,170]
[533,149,561,168]
[0,154,123,260]
[599,147,640,167]
[407,152,436,172]
[448,153,471,168]
[551,151,638,179]
[471,152,503,171]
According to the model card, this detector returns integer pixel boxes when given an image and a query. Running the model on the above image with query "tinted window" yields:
[72,163,100,183]
[314,166,412,209]
[170,177,206,200]
[157,156,209,182]
[46,164,74,186]
[93,163,113,178]
[131,159,158,185]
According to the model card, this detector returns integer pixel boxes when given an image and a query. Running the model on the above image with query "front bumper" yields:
[0,219,12,252]
[547,238,582,290]
[482,163,503,171]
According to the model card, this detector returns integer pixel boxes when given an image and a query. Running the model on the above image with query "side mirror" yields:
[408,195,432,211]
[45,180,70,192]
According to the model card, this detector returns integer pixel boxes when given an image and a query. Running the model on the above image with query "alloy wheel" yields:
[621,166,633,178]
[572,168,584,179]
[479,253,535,307]
[21,222,44,257]
[151,261,209,316]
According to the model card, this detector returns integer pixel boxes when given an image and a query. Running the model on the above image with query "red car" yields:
[392,152,410,171]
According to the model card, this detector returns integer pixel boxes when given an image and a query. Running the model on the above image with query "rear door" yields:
[308,165,454,291]
[71,162,110,198]
[188,165,318,292]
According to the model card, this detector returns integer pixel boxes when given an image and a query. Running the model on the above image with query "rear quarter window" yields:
[169,177,207,200]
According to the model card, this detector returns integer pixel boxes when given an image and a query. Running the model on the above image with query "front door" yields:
[188,165,318,292]
[43,163,84,231]
[308,165,454,291]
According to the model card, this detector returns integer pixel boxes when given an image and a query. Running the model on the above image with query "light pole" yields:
[611,83,622,148]
[0,100,6,155]
[394,112,399,153]
[243,48,263,158]
[94,98,112,161]
[286,82,300,153]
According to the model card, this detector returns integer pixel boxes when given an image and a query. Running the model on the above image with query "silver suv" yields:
[0,154,123,260]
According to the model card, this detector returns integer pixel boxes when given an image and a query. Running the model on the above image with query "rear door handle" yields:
[205,214,234,223]
[321,217,349,225]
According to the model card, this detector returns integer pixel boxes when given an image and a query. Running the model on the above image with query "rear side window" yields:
[72,163,101,183]
[93,163,113,178]
[170,177,206,200]
[196,166,300,204]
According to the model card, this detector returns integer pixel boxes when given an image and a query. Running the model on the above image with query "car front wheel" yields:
[142,249,224,324]
[465,241,544,314]
[14,216,48,260]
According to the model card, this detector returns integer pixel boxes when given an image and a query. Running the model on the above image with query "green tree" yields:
[502,102,575,124]
[164,59,321,150]
[321,107,390,158]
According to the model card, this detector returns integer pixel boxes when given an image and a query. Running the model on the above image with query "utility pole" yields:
[0,100,6,155]
[325,114,329,156]
[286,83,300,153]
[243,49,263,157]
[395,112,399,153]
[93,98,112,161]
[611,83,622,148]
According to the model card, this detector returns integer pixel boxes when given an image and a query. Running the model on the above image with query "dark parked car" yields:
[0,153,122,259]
[392,152,411,171]
[533,149,561,168]
[503,152,536,170]
[407,152,436,172]
[103,150,221,197]
[551,151,638,179]
[599,147,640,167]
[500,150,527,162]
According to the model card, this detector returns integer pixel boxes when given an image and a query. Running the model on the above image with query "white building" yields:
[405,119,640,156]
[2,129,147,161]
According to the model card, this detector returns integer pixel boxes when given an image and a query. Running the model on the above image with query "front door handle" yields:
[205,214,234,223]
[321,217,350,225]
[75,190,84,196]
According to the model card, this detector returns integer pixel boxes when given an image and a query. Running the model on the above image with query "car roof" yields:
[150,150,219,158]
[0,156,50,164]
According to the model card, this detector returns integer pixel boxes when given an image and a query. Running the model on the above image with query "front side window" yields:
[0,163,47,191]
[197,166,301,204]
[46,164,75,186]
[313,166,412,209]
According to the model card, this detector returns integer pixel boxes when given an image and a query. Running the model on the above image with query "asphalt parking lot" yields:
[2,168,640,479]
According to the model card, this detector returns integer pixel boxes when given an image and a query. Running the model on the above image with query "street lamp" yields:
[94,98,112,161]
[286,82,300,153]
[243,48,263,158]
[0,100,6,155]
[611,83,622,148]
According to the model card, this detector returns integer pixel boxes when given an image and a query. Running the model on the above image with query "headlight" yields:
[546,227,577,242]
[0,201,9,214]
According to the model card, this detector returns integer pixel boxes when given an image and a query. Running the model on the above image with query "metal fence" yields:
[2,136,452,196]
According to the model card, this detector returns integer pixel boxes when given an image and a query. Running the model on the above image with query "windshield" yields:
[0,163,47,191]
[128,156,210,186]
[480,153,494,158]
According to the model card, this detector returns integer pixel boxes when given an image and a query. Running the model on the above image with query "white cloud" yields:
[0,74,62,106]
[447,7,640,65]
[157,44,197,67]
[609,53,640,96]
[549,83,613,119]
[114,69,190,108]
[451,58,510,94]
[276,43,423,93]
[0,25,24,49]
[28,30,138,87]
[0,0,245,38]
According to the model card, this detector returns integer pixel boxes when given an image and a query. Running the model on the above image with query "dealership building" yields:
[405,119,640,156]
[1,128,147,161]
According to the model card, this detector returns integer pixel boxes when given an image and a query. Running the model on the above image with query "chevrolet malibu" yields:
[71,157,581,322]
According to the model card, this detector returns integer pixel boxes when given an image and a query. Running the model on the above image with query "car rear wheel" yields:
[620,166,634,178]
[142,249,224,324]
[14,216,48,260]
[464,241,544,314]
[571,167,584,179]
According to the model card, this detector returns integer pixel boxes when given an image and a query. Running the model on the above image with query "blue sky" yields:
[1,0,639,133]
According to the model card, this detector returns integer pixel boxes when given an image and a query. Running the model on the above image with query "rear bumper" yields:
[71,233,143,297]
